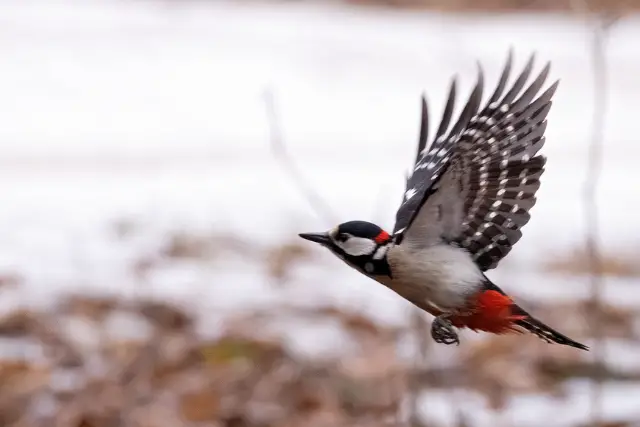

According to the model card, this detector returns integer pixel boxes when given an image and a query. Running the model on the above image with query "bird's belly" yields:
[377,275,474,314]
[380,244,485,314]
[399,277,471,312]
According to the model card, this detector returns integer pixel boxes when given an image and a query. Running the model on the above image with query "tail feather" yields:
[514,311,589,351]
[482,275,589,351]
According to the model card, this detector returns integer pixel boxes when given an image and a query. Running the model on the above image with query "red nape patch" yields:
[375,230,390,244]
[449,290,527,335]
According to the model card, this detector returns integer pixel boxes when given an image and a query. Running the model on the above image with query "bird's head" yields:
[298,220,393,277]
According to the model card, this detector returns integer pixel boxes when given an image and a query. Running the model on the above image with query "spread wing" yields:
[393,75,473,239]
[394,51,556,271]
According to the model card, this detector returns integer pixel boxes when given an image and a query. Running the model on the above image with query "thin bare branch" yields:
[371,183,392,228]
[262,87,337,224]
[569,0,620,424]
[404,309,430,427]
[585,17,607,424]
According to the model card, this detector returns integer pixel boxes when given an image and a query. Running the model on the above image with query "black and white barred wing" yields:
[402,52,557,271]
[393,71,483,243]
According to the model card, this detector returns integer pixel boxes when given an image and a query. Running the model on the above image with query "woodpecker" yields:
[299,52,588,350]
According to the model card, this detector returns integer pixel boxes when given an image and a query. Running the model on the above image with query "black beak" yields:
[298,232,331,245]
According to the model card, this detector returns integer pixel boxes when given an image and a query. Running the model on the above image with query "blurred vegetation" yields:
[161,0,640,13]
[0,224,638,426]
[544,247,640,279]
[331,0,637,13]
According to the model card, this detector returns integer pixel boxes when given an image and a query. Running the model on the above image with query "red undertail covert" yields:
[450,290,527,334]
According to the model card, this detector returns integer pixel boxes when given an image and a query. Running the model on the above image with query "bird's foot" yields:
[431,315,460,346]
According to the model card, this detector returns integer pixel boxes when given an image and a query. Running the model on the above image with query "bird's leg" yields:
[431,314,460,346]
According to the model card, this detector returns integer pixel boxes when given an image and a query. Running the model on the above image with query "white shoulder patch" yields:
[372,244,391,260]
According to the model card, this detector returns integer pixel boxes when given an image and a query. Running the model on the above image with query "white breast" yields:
[381,243,484,312]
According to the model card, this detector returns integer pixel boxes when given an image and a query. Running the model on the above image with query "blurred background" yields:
[0,0,638,426]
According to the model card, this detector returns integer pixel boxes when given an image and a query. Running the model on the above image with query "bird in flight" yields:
[299,51,588,350]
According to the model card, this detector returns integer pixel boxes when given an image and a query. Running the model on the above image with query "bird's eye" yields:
[336,233,349,242]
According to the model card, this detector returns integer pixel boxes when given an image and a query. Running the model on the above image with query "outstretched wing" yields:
[395,52,556,271]
[393,70,483,239]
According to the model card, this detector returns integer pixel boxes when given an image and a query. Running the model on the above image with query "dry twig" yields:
[568,1,620,424]
[263,88,337,224]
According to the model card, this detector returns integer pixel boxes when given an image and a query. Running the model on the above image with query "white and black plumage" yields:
[299,51,588,350]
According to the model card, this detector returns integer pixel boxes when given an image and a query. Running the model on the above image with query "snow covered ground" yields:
[0,0,639,425]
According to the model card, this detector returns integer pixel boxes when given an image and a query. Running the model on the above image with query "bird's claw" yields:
[431,316,460,346]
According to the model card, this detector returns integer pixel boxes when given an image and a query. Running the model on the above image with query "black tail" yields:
[513,310,589,351]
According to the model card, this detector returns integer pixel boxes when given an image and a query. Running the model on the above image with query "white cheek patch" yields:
[335,236,377,257]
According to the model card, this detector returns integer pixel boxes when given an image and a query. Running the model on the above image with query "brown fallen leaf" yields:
[179,389,220,422]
